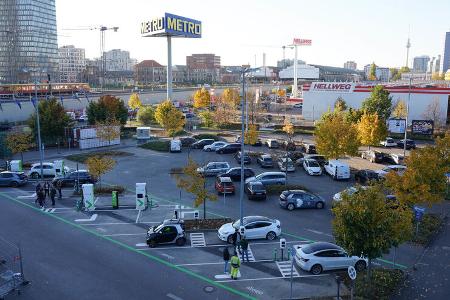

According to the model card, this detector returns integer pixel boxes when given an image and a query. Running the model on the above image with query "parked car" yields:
[257,154,274,168]
[302,159,322,176]
[170,139,182,152]
[218,216,281,243]
[304,144,317,154]
[0,171,27,187]
[146,219,187,248]
[235,135,263,146]
[196,162,230,176]
[298,154,327,167]
[282,140,296,151]
[265,139,280,148]
[361,150,384,163]
[28,163,70,179]
[277,157,295,172]
[397,139,416,150]
[380,137,397,147]
[387,153,405,165]
[245,181,267,200]
[245,172,287,186]
[324,160,351,180]
[216,143,241,154]
[376,165,407,177]
[52,170,96,187]
[332,186,368,205]
[233,151,251,164]
[279,190,325,210]
[180,137,197,147]
[293,103,303,108]
[294,242,367,275]
[354,169,379,184]
[184,112,196,119]
[203,141,228,152]
[217,167,255,181]
[215,176,235,194]
[191,139,215,149]
[77,115,88,122]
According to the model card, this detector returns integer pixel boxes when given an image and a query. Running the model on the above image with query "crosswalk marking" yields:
[276,261,299,278]
[236,245,256,262]
[190,233,206,247]
[41,208,56,213]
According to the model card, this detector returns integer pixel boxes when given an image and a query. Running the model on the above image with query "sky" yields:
[56,0,450,69]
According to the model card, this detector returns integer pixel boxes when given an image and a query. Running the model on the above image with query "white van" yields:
[170,139,182,152]
[324,160,350,180]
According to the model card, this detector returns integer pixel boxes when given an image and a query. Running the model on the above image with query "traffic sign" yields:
[413,206,426,221]
[348,266,357,280]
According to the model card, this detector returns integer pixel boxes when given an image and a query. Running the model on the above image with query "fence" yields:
[0,236,27,298]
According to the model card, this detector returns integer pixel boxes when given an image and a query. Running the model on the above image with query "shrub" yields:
[139,140,170,152]
[94,185,125,195]
[266,184,309,195]
[411,214,444,245]
[192,133,223,141]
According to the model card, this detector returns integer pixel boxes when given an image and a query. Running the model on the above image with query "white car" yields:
[277,158,295,172]
[332,186,368,205]
[28,163,70,179]
[293,103,303,108]
[302,159,322,176]
[380,137,397,147]
[376,165,407,177]
[203,141,228,152]
[294,242,367,275]
[218,216,281,243]
[388,153,404,165]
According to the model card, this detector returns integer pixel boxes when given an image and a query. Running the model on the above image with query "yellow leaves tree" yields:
[198,111,214,127]
[391,100,407,119]
[96,119,121,145]
[176,159,217,219]
[155,100,185,137]
[221,88,240,108]
[193,88,211,109]
[357,111,388,150]
[213,96,235,126]
[244,124,259,145]
[5,131,34,161]
[314,110,360,159]
[431,72,445,80]
[137,105,156,125]
[282,119,295,141]
[128,93,142,110]
[86,156,116,187]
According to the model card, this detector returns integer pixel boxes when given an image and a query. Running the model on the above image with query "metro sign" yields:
[293,38,312,46]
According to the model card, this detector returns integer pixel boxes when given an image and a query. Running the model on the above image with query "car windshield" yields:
[307,160,319,167]
[251,183,265,191]
[153,223,164,232]
[232,220,240,228]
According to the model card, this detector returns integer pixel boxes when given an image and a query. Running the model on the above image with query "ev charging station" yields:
[135,183,147,210]
[54,160,65,176]
[82,184,95,211]
[9,160,23,172]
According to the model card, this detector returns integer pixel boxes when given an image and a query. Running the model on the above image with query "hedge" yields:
[139,140,170,152]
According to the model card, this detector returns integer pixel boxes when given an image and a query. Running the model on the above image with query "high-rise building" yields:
[0,0,58,84]
[363,64,390,81]
[186,54,220,83]
[103,49,136,72]
[413,55,430,73]
[435,55,441,73]
[443,32,450,73]
[344,61,357,70]
[58,45,86,83]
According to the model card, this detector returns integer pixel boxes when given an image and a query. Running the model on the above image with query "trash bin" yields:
[112,191,119,209]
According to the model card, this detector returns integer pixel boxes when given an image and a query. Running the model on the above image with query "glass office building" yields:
[0,0,58,84]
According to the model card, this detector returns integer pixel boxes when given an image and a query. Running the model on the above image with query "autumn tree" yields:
[345,108,364,124]
[368,62,377,81]
[422,98,444,128]
[282,119,295,141]
[137,105,156,125]
[128,93,142,110]
[28,98,73,144]
[431,72,445,80]
[155,100,185,137]
[213,96,235,126]
[391,100,407,119]
[87,95,128,125]
[5,131,34,162]
[222,88,240,108]
[246,90,259,124]
[332,184,413,277]
[390,68,399,81]
[244,124,259,145]
[96,119,121,145]
[86,156,116,187]
[193,88,211,109]
[314,109,360,159]
[198,111,214,127]
[334,97,347,111]
[357,111,388,150]
[176,159,217,219]
[361,85,392,121]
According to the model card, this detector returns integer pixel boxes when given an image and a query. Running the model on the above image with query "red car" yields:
[215,176,235,194]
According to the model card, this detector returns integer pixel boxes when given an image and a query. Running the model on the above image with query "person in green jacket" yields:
[230,251,241,280]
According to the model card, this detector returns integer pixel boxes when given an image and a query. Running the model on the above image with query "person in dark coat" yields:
[223,247,230,274]
[231,229,242,254]
[56,180,63,199]
[37,189,45,208]
[240,237,249,262]
[50,185,57,206]
[35,182,42,205]
[43,181,50,198]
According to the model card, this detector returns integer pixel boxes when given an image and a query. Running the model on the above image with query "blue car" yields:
[0,171,28,187]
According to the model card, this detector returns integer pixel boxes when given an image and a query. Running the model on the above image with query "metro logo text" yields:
[141,13,202,38]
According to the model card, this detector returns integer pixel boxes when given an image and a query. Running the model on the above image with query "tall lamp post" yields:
[403,76,412,157]
[34,80,44,179]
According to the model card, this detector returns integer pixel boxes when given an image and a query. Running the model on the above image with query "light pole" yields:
[403,76,412,157]
[34,81,44,179]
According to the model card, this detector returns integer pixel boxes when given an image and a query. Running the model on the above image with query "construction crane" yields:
[62,26,119,89]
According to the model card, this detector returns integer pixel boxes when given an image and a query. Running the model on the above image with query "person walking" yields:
[50,185,57,207]
[37,189,45,208]
[230,251,241,280]
[240,236,249,263]
[44,181,50,198]
[232,229,242,254]
[56,180,62,199]
[223,247,230,274]
[35,182,42,205]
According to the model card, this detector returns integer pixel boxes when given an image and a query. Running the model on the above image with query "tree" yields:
[213,96,235,126]
[361,85,392,121]
[155,100,185,137]
[87,95,128,125]
[86,156,116,187]
[128,93,142,110]
[5,131,34,162]
[422,98,444,128]
[357,111,388,150]
[332,184,413,278]
[198,111,214,127]
[314,110,360,159]
[391,100,407,119]
[334,97,347,111]
[368,62,377,81]
[96,119,121,145]
[431,72,445,80]
[137,105,156,125]
[222,88,240,107]
[176,159,217,219]
[193,88,211,109]
[244,124,259,145]
[345,108,364,124]
[390,68,399,81]
[282,119,294,141]
[28,98,73,144]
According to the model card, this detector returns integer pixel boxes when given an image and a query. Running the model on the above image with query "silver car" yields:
[245,172,286,186]
[196,162,230,176]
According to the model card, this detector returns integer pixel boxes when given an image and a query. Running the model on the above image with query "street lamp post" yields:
[34,81,44,179]
[239,71,245,226]
[403,76,412,157]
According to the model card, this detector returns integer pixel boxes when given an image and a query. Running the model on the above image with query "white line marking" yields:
[103,233,146,237]
[215,271,241,279]
[246,286,264,296]
[305,229,333,237]
[190,233,206,247]
[161,253,175,260]
[215,274,329,283]
[175,259,273,267]
[17,193,36,199]
[276,261,299,278]
[75,214,98,222]
[135,243,147,247]
[166,293,183,300]
[135,210,141,223]
[80,221,160,226]
[137,246,191,251]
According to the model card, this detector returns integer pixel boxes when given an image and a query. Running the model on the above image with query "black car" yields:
[354,169,379,184]
[252,139,263,147]
[191,139,215,149]
[361,150,384,163]
[304,144,317,154]
[245,181,267,200]
[218,167,255,181]
[234,151,251,164]
[146,219,186,248]
[216,143,241,154]
[397,139,416,150]
[180,137,197,147]
[52,170,96,187]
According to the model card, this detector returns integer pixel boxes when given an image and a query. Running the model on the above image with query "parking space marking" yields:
[42,208,56,213]
[80,221,159,226]
[166,293,183,300]
[215,274,328,283]
[190,233,206,247]
[135,243,147,247]
[236,245,255,262]
[276,261,299,278]
[75,214,98,222]
[103,233,146,237]
[305,229,333,238]
[176,260,273,267]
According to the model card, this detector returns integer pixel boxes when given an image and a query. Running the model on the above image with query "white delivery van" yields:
[170,139,182,152]
[324,160,350,180]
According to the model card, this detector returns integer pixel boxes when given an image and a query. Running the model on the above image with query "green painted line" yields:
[282,232,315,243]
[0,192,257,300]
[375,258,407,269]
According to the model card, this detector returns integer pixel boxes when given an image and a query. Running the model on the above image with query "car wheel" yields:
[266,231,277,240]
[311,264,323,275]
[176,237,186,246]
[147,240,156,248]
[316,202,324,209]
[355,260,367,271]
[227,235,234,244]
[205,148,211,152]
[287,203,295,211]
[10,181,19,188]
[31,172,40,179]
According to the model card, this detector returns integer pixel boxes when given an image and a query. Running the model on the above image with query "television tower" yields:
[405,29,411,68]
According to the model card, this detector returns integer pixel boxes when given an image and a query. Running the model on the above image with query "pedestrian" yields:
[232,229,242,254]
[240,236,249,263]
[50,185,57,206]
[37,189,45,208]
[230,251,241,280]
[57,180,62,199]
[223,247,230,274]
[44,181,50,198]
[35,182,42,205]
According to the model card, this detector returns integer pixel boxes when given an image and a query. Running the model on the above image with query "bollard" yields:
[112,191,119,209]
[273,249,278,261]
